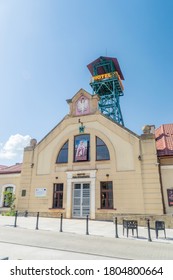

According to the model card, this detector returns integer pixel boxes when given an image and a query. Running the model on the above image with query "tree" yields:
[3,190,16,214]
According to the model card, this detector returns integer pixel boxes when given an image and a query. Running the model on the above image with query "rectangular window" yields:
[53,184,63,208]
[100,181,113,209]
[21,190,26,197]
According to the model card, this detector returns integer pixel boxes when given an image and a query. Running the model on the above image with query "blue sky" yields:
[0,0,173,165]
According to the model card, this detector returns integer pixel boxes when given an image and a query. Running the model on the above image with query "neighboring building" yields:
[155,124,173,214]
[0,163,22,209]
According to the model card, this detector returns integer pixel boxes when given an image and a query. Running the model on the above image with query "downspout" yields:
[158,157,166,214]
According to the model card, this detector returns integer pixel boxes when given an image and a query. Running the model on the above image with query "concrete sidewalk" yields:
[0,215,172,242]
[1,215,173,259]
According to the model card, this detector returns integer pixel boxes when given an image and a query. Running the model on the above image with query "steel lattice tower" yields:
[87,56,125,126]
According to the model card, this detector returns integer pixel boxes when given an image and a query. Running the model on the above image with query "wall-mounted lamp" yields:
[138,155,141,161]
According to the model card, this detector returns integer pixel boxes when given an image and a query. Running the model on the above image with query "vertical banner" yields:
[75,139,88,161]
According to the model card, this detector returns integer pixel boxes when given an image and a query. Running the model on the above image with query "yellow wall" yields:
[16,115,163,217]
[0,90,165,219]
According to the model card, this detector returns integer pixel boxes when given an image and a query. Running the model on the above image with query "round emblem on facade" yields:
[76,96,89,115]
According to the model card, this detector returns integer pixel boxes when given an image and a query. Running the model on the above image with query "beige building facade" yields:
[4,88,163,220]
[155,124,173,215]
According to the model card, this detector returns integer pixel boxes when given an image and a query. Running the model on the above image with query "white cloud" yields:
[0,134,31,164]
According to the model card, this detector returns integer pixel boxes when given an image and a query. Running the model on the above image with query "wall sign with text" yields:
[35,188,47,197]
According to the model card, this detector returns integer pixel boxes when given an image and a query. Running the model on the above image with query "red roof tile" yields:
[0,163,22,174]
[0,165,7,170]
[155,124,173,156]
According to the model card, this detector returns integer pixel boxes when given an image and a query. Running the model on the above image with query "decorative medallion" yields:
[75,95,90,116]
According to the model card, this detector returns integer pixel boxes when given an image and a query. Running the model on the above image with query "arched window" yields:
[3,186,14,207]
[96,137,110,161]
[56,141,69,163]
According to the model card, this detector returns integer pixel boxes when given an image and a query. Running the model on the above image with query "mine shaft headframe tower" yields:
[87,56,125,126]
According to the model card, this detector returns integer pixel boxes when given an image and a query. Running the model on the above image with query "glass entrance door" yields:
[72,183,90,218]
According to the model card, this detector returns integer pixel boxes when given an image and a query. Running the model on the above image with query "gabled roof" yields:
[0,165,7,170]
[66,88,92,104]
[100,112,139,139]
[155,124,173,156]
[0,163,22,174]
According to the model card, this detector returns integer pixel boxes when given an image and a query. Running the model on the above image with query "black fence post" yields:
[24,210,28,217]
[86,215,89,235]
[60,213,63,232]
[147,219,152,242]
[114,217,119,238]
[35,212,39,230]
[14,210,18,227]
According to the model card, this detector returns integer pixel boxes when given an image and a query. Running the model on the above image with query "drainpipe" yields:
[158,157,166,214]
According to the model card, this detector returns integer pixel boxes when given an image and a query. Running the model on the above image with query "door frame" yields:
[66,170,96,219]
[72,182,90,218]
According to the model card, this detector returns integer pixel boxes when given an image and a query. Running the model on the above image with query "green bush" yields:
[2,210,15,216]
[3,190,16,215]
